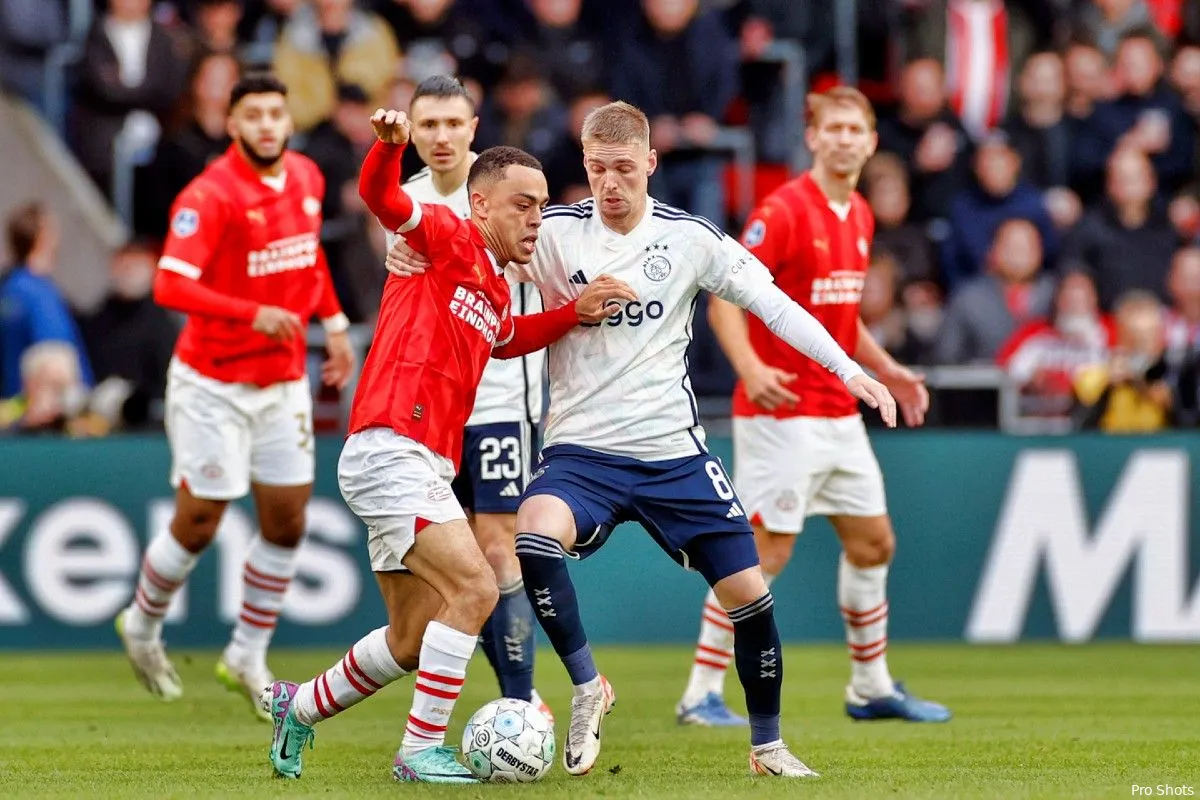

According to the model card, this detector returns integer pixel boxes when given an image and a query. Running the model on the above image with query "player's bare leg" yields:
[473,511,552,721]
[217,482,311,721]
[710,564,817,778]
[267,572,439,779]
[514,495,615,776]
[678,524,794,725]
[117,484,226,701]
[831,514,949,722]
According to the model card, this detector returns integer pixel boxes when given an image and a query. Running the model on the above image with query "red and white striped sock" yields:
[125,533,198,639]
[401,621,476,755]
[291,627,407,726]
[225,537,297,667]
[681,588,735,706]
[838,554,894,698]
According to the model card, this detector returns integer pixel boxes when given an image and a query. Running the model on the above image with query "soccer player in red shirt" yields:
[676,87,951,724]
[264,109,635,783]
[114,73,357,717]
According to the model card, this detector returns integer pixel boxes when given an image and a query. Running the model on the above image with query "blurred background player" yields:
[387,100,897,779]
[399,75,551,721]
[677,87,951,726]
[114,73,356,719]
[265,111,636,784]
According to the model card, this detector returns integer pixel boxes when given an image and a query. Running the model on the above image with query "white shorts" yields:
[733,414,887,534]
[165,358,314,500]
[337,428,467,572]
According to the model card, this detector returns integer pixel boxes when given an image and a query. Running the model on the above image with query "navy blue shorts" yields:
[452,421,535,514]
[523,444,759,586]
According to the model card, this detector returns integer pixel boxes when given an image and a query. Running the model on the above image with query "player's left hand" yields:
[322,331,356,390]
[846,373,897,428]
[386,237,430,277]
[879,363,929,427]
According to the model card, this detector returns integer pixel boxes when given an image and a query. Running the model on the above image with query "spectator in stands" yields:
[940,133,1058,291]
[1071,0,1167,58]
[0,0,69,117]
[1002,51,1085,229]
[876,59,971,222]
[0,202,92,399]
[899,279,945,366]
[1073,289,1172,431]
[476,54,569,170]
[543,88,611,204]
[862,153,938,284]
[238,0,300,64]
[0,341,97,435]
[1163,246,1200,424]
[517,0,604,103]
[1063,40,1114,120]
[860,248,937,365]
[272,0,400,132]
[997,270,1112,418]
[736,1,814,165]
[143,50,237,236]
[73,0,189,197]
[936,218,1055,364]
[1061,146,1179,309]
[608,0,738,225]
[371,0,498,88]
[189,0,242,56]
[1072,29,1195,199]
[1169,44,1200,116]
[903,0,1038,140]
[79,239,178,429]
[304,83,378,322]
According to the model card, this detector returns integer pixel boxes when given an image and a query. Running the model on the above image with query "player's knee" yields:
[515,496,576,550]
[446,555,500,626]
[844,528,894,567]
[170,500,225,551]
[475,515,520,580]
[757,532,794,576]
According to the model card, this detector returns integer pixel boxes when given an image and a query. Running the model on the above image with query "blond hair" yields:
[806,86,876,131]
[580,101,650,146]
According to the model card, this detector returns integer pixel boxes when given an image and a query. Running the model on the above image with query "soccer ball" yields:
[461,697,555,783]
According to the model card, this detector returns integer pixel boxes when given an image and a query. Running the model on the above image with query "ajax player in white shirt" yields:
[392,76,551,720]
[387,100,896,779]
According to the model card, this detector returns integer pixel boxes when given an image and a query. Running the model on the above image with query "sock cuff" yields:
[514,532,565,560]
[498,577,525,597]
[839,553,889,582]
[424,620,479,660]
[728,593,774,624]
[151,532,200,571]
[364,626,407,681]
[246,536,299,577]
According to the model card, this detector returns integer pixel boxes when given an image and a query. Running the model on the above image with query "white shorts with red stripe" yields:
[165,358,314,500]
[338,428,467,572]
[732,414,887,534]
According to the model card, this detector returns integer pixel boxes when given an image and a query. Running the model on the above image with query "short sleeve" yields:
[697,233,777,309]
[739,201,792,274]
[158,184,228,280]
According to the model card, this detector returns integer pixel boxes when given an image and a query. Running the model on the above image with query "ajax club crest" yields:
[642,242,671,282]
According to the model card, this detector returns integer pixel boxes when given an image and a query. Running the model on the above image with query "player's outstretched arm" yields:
[746,284,897,427]
[358,109,424,238]
[708,295,799,411]
[492,275,637,359]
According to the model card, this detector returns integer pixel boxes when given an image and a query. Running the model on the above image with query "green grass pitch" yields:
[2,643,1196,799]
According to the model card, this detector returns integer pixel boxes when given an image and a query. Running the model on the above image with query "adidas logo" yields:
[726,503,744,519]
[568,269,588,285]
[499,482,521,498]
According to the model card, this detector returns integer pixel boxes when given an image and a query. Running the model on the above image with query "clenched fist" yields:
[370,108,411,146]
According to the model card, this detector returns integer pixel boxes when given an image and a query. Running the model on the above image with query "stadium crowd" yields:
[3,0,1200,435]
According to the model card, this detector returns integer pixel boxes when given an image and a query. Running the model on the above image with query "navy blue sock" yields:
[478,614,503,685]
[489,578,535,701]
[728,593,782,747]
[515,532,598,686]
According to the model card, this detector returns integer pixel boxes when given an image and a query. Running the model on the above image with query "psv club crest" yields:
[642,242,671,282]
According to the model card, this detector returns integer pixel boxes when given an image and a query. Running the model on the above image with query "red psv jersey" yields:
[348,202,515,467]
[733,173,872,419]
[158,146,339,385]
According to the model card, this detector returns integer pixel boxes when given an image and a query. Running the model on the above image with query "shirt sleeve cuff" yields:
[322,312,350,335]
